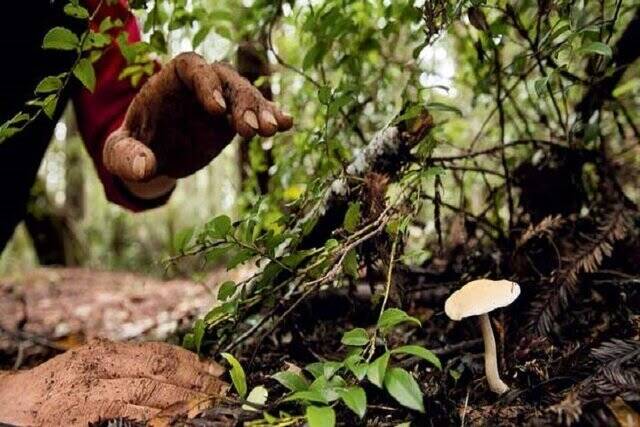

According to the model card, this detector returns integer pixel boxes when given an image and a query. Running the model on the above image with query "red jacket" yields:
[75,0,168,211]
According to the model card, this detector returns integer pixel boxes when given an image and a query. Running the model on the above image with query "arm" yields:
[74,1,293,212]
[73,0,174,211]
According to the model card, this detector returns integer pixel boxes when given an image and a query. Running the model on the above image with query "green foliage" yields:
[42,27,79,50]
[73,58,96,92]
[272,371,310,392]
[383,367,425,413]
[35,76,64,94]
[263,309,439,419]
[340,328,368,346]
[192,318,205,353]
[337,386,366,419]
[343,202,361,233]
[579,41,613,57]
[377,308,421,334]
[217,280,237,301]
[64,3,90,19]
[306,406,335,427]
[366,352,390,388]
[221,352,248,399]
[391,345,441,370]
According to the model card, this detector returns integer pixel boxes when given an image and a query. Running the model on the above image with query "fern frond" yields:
[517,214,565,249]
[531,205,634,335]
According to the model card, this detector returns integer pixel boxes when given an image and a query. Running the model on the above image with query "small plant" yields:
[217,308,440,426]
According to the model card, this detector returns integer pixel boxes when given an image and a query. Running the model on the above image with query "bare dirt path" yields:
[0,267,249,369]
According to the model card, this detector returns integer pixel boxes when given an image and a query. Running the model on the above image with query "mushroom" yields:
[444,279,520,394]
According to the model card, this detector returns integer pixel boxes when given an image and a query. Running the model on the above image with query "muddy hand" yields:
[0,340,227,426]
[103,52,293,182]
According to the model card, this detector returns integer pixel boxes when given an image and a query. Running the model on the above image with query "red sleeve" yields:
[73,0,170,211]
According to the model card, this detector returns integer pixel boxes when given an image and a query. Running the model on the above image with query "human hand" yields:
[0,340,227,426]
[103,52,293,182]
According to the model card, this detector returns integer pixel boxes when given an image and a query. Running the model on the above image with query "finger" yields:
[93,378,210,408]
[235,107,259,138]
[257,107,278,137]
[269,102,294,131]
[108,341,227,394]
[90,401,158,424]
[103,130,156,182]
[174,52,226,115]
[36,398,158,426]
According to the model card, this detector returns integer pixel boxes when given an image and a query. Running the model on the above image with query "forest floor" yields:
[0,267,251,370]
[0,263,638,426]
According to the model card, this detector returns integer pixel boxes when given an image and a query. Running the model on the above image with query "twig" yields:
[367,231,400,362]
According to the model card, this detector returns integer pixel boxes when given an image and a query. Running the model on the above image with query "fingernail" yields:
[132,154,147,179]
[213,90,226,110]
[243,110,259,130]
[261,110,278,127]
[282,111,293,120]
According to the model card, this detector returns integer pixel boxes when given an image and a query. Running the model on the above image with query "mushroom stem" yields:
[478,313,509,394]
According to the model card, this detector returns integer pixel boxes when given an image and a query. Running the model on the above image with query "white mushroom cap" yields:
[445,279,520,321]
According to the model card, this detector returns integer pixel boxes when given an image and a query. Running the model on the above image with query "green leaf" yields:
[305,362,325,379]
[426,101,463,117]
[220,353,247,399]
[341,328,369,346]
[306,406,335,427]
[43,27,79,50]
[322,362,343,379]
[150,30,167,53]
[227,248,254,269]
[182,332,195,350]
[173,226,195,253]
[209,215,232,239]
[324,239,339,250]
[64,3,89,19]
[580,41,612,57]
[319,86,332,105]
[345,355,368,381]
[193,25,211,48]
[283,389,328,404]
[366,352,390,388]
[35,76,63,94]
[82,32,111,51]
[309,376,341,403]
[242,386,268,411]
[391,345,441,369]
[99,16,123,32]
[193,319,205,353]
[613,78,640,98]
[272,371,310,392]
[204,244,232,263]
[377,308,421,333]
[217,281,236,301]
[343,202,361,233]
[328,94,352,116]
[534,76,549,98]
[337,386,367,419]
[302,42,328,70]
[204,305,230,324]
[343,249,358,279]
[42,94,58,119]
[73,58,96,92]
[384,367,425,413]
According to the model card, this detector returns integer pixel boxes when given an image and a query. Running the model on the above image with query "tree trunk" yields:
[24,178,82,266]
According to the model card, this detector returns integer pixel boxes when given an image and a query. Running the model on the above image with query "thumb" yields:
[103,130,157,182]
